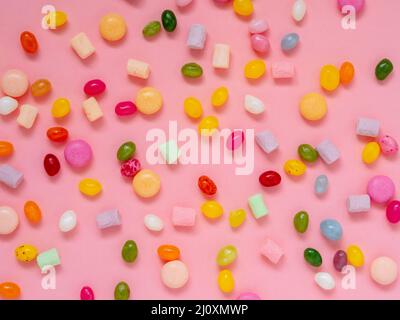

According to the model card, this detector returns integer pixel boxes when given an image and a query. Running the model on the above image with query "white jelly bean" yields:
[315,272,335,290]
[144,214,164,232]
[292,0,307,22]
[244,94,265,115]
[0,96,18,115]
[59,210,77,232]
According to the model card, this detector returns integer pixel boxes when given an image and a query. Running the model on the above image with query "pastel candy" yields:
[82,97,103,122]
[0,96,18,115]
[0,206,19,235]
[161,260,189,289]
[272,62,295,79]
[281,33,299,52]
[1,69,29,98]
[370,256,398,286]
[37,248,60,270]
[338,0,365,13]
[356,118,380,137]
[16,104,38,129]
[127,59,150,80]
[0,164,24,189]
[59,210,77,233]
[187,24,206,50]
[260,238,284,264]
[316,140,340,165]
[347,194,371,213]
[315,175,328,195]
[245,94,265,115]
[367,175,395,204]
[227,130,244,150]
[64,139,93,168]
[255,130,279,154]
[250,34,269,53]
[248,193,269,219]
[96,209,121,229]
[320,219,343,241]
[212,44,230,69]
[315,272,335,291]
[386,200,400,224]
[292,0,307,22]
[378,135,398,155]
[144,214,164,232]
[70,32,95,59]
[159,140,180,164]
[249,18,268,34]
[172,206,196,227]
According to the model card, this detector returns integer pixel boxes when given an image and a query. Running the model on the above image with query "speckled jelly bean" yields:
[15,244,38,262]
[218,270,234,293]
[20,31,38,53]
[216,245,237,267]
[201,200,223,219]
[284,160,306,176]
[158,245,180,261]
[294,211,309,233]
[181,63,203,78]
[143,21,161,38]
[120,158,141,178]
[115,101,137,117]
[386,200,400,224]
[367,175,395,204]
[378,135,398,155]
[198,175,217,195]
[43,154,60,176]
[24,201,42,224]
[80,286,95,300]
[320,65,340,92]
[0,141,13,157]
[298,144,318,162]
[161,10,177,32]
[117,141,136,161]
[333,250,347,272]
[122,240,138,263]
[47,127,69,143]
[244,59,266,79]
[114,281,130,300]
[84,79,106,96]
[31,79,52,97]
[340,61,355,85]
[375,58,393,81]
[347,245,364,267]
[304,248,322,267]
[320,219,343,241]
[259,170,281,187]
[281,33,299,52]
[229,209,246,228]
[79,178,102,196]
[315,175,329,195]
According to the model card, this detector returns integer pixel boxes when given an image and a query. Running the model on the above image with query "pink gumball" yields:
[367,175,395,204]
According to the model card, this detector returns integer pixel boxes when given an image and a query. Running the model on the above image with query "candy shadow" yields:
[98,225,122,237]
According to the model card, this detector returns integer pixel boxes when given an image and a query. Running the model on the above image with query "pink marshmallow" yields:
[260,238,284,264]
[272,62,295,79]
[172,206,196,227]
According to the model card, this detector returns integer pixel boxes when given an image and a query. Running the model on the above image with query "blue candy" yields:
[320,219,343,241]
[281,33,299,52]
[315,174,329,195]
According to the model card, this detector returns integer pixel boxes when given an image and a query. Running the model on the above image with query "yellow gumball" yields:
[347,245,364,267]
[99,13,127,41]
[211,86,229,108]
[184,97,203,119]
[15,244,38,262]
[201,200,223,219]
[362,142,381,164]
[52,98,71,118]
[320,65,340,92]
[218,270,235,293]
[135,87,163,115]
[233,0,254,16]
[132,169,161,198]
[79,178,102,197]
[284,160,306,176]
[244,59,266,79]
[198,116,219,136]
[229,209,246,228]
[299,93,327,121]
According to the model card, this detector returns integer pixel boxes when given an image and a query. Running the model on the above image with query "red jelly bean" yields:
[198,175,217,195]
[47,127,69,142]
[20,31,38,54]
[44,154,61,176]
[84,79,106,96]
[115,101,137,116]
[386,200,400,224]
[80,286,95,300]
[120,158,141,178]
[259,170,281,187]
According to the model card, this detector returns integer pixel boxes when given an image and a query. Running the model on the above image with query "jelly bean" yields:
[333,250,347,272]
[59,210,77,232]
[367,175,395,204]
[158,245,180,261]
[362,142,380,164]
[237,292,261,300]
[281,33,299,52]
[51,98,70,118]
[64,139,93,168]
[320,65,340,92]
[177,0,193,7]
[227,130,244,150]
[294,211,309,233]
[340,61,355,85]
[132,169,161,198]
[244,94,265,114]
[0,141,13,157]
[24,201,42,224]
[80,286,95,300]
[44,153,60,176]
[375,58,393,81]
[117,141,136,162]
[244,59,266,79]
[114,281,130,300]
[315,272,335,291]
[337,0,365,13]
[99,13,127,41]
[315,175,329,195]
[122,240,138,263]
[211,87,229,108]
[161,260,189,289]
[1,69,29,98]
[0,282,21,299]
[161,10,177,32]
[181,63,203,78]
[298,144,318,163]
[292,0,307,22]
[347,245,364,267]
[320,219,343,241]
[20,31,38,54]
[378,135,398,155]
[79,178,102,197]
[0,96,18,115]
[144,214,164,232]
[198,175,217,195]
[386,200,400,224]
[84,79,106,96]
[47,127,69,142]
[121,158,141,178]
[216,245,237,267]
[229,209,246,228]
[198,116,219,136]
[0,206,18,235]
[250,34,269,53]
[233,0,254,16]
[143,21,161,38]
[201,200,223,219]
[249,18,269,34]
[284,160,306,176]
[184,97,203,119]
[135,87,163,115]
[37,248,60,270]
[31,79,52,97]
[259,170,281,187]
[15,244,38,262]
[218,270,234,293]
[370,256,398,286]
[299,92,327,121]
[304,248,322,267]
[115,101,137,117]
[45,11,68,28]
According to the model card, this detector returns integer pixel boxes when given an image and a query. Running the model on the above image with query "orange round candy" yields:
[157,245,180,262]
[340,62,355,85]
[31,79,52,97]
[24,201,42,224]
[0,141,13,157]
[0,282,21,299]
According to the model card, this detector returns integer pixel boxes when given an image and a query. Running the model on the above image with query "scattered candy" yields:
[229,209,246,228]
[233,0,254,16]
[0,164,24,189]
[249,18,268,34]
[347,245,364,268]
[198,175,217,195]
[378,135,398,155]
[217,245,237,267]
[375,58,393,81]
[271,61,295,79]
[44,153,61,176]
[143,21,161,38]
[96,209,121,229]
[132,169,161,198]
[70,32,96,60]
[52,98,71,118]
[115,101,137,117]
[259,170,281,187]
[386,200,400,224]
[84,79,106,96]
[198,115,219,136]
[347,194,371,213]
[47,127,69,142]
[294,211,309,233]
[187,24,207,50]
[340,61,355,85]
[320,65,340,92]
[201,200,223,219]
[333,250,347,272]
[244,94,265,114]
[284,159,306,176]
[0,96,18,115]
[99,13,127,42]
[117,141,136,162]
[244,59,266,79]
[367,175,395,204]
[16,104,38,129]
[315,272,335,291]
[260,238,284,264]
[320,219,343,241]
[135,87,163,115]
[161,260,189,289]
[299,92,327,121]
[122,240,138,263]
[281,33,299,52]
[362,142,381,165]
[79,178,102,196]
[172,206,196,227]
[15,244,38,262]
[20,31,38,54]
[1,69,29,98]
[161,9,177,32]
[250,34,269,53]
[304,248,322,267]
[298,144,318,163]
[114,281,130,300]
[159,140,180,164]
[58,210,77,233]
[24,201,42,224]
[0,141,13,157]
[82,97,103,122]
[64,139,93,169]
[212,43,230,69]
[315,175,329,195]
[158,245,180,262]
[218,269,234,293]
[370,256,398,286]
[80,286,95,300]
[181,62,203,78]
[211,86,229,107]
[37,248,61,270]
[356,118,380,137]
[127,59,150,80]
[315,140,340,165]
[292,0,307,22]
[237,292,260,300]
[144,214,164,232]
[0,206,19,235]
[120,158,141,178]
[255,130,279,154]
[0,282,21,299]
[31,79,51,97]
[248,193,269,219]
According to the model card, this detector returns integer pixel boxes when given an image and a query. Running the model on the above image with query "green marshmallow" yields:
[37,248,61,270]
[159,140,180,164]
[248,193,269,219]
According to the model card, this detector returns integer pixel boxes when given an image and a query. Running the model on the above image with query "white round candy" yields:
[59,210,77,232]
[292,0,307,22]
[245,94,265,115]
[0,96,18,115]
[314,272,335,290]
[144,214,164,232]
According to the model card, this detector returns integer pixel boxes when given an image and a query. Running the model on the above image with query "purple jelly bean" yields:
[333,250,347,272]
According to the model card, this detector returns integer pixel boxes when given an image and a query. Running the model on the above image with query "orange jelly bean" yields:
[0,141,14,157]
[24,201,42,224]
[157,245,180,261]
[340,61,355,85]
[31,79,52,97]
[0,282,21,299]
[20,31,38,54]
[47,127,69,142]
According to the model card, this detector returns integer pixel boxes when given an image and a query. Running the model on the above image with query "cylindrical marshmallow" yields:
[127,59,150,79]
[82,97,103,122]
[212,44,230,69]
[248,194,269,219]
[172,206,196,227]
[187,24,206,50]
[0,164,24,189]
[255,130,279,154]
[96,209,121,229]
[16,104,38,129]
[356,118,380,137]
[347,195,371,213]
[70,32,96,59]
[260,238,284,264]
[271,62,295,79]
[316,140,340,165]
[37,248,61,270]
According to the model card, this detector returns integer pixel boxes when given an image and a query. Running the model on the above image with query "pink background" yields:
[1,0,400,300]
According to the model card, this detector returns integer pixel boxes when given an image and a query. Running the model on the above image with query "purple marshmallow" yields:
[96,209,121,229]
[187,24,206,50]
[0,164,24,189]
[255,131,279,154]
[316,140,340,165]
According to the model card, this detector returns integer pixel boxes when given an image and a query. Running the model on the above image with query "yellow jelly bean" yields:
[52,98,71,118]
[218,270,235,293]
[184,97,203,119]
[45,11,68,29]
[198,116,219,136]
[299,93,327,121]
[347,245,364,268]
[233,0,254,16]
[15,244,38,262]
[79,178,102,197]
[211,86,229,108]
[244,59,266,79]
[320,65,340,92]
[284,160,306,176]
[362,142,381,165]
[229,209,246,228]
[201,200,223,219]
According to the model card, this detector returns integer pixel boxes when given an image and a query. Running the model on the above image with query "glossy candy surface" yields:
[216,245,237,266]
[44,154,60,176]
[122,240,138,263]
[115,101,137,116]
[294,211,309,233]
[259,170,281,187]
[99,13,126,41]
[132,169,161,198]
[375,58,393,81]
[198,175,217,195]
[52,98,70,118]
[161,10,177,32]
[298,144,318,162]
[233,0,254,16]
[340,61,355,85]
[117,141,136,161]
[201,200,223,219]
[20,31,38,53]
[181,63,203,78]
[31,79,52,97]
[347,245,364,267]
[218,270,234,293]
[362,142,381,164]
[211,87,229,107]
[0,141,13,157]
[184,97,203,119]
[244,59,266,79]
[143,21,161,37]
[198,116,219,136]
[84,79,106,96]
[79,178,102,196]
[80,286,95,300]
[386,200,400,224]
[284,160,306,176]
[120,158,141,178]
[24,201,42,224]
[304,248,322,267]
[0,282,21,299]
[158,245,180,261]
[114,281,130,300]
[229,209,246,228]
[47,127,69,142]
[15,244,38,262]
[333,250,347,272]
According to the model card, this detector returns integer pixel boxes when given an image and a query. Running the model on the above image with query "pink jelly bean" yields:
[367,175,395,204]
[115,101,137,117]
[64,139,93,168]
[378,135,399,156]
[237,292,261,300]
[250,34,270,53]
[386,200,400,224]
[84,79,106,96]
[337,0,365,13]
[249,19,269,34]
[176,0,193,7]
[120,158,141,178]
[80,286,95,300]
[227,130,244,150]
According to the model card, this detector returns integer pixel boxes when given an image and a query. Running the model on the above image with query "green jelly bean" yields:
[294,211,309,233]
[122,240,138,263]
[181,63,203,78]
[114,281,130,300]
[117,141,136,161]
[297,144,318,163]
[375,58,393,81]
[143,21,161,38]
[216,245,237,267]
[304,248,322,267]
[161,10,177,32]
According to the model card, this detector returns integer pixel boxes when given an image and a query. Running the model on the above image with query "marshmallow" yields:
[172,206,196,227]
[16,104,38,129]
[37,248,61,270]
[356,118,380,137]
[248,194,269,219]
[96,209,121,229]
[260,238,284,264]
[347,195,371,213]
[83,97,103,122]
[0,164,24,189]
[271,62,295,79]
[127,59,150,79]
[212,44,230,69]
[159,140,180,164]
[187,24,206,50]
[255,130,279,154]
[316,140,340,165]
[70,32,95,59]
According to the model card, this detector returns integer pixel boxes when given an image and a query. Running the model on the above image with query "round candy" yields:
[250,34,269,53]
[211,87,229,108]
[362,142,381,164]
[0,141,13,157]
[216,245,237,267]
[259,171,281,187]
[320,65,340,92]
[237,292,260,300]
[315,272,335,291]
[79,178,102,196]
[84,79,106,96]
[281,33,299,52]
[158,245,180,261]
[294,211,309,233]
[333,250,347,272]
[114,281,130,300]
[184,97,203,119]
[284,160,306,176]
[320,219,343,241]
[15,244,38,262]
[386,200,400,224]
[340,61,355,85]
[52,98,71,118]
[144,214,164,232]
[115,101,137,117]
[198,116,219,136]
[249,18,268,34]
[298,144,318,162]
[229,209,246,228]
[59,210,77,233]
[0,206,19,235]
[120,158,141,178]
[135,87,163,115]
[0,96,18,115]
[64,139,93,168]
[20,31,38,54]
[31,79,52,97]
[1,69,29,98]
[218,269,234,293]
[299,93,327,121]
[47,127,69,142]
[161,10,177,32]
[375,58,393,81]
[80,286,95,300]
[337,0,365,13]
[161,260,189,289]
[201,200,223,219]
[0,282,21,299]
[99,13,127,41]
[117,141,136,162]
[24,201,42,224]
[198,175,217,195]
[233,0,254,16]
[370,256,398,286]
[304,248,322,267]
[347,245,364,267]
[367,175,395,204]
[132,169,161,198]
[122,240,138,263]
[43,154,60,176]
[244,59,266,79]
[378,135,398,155]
